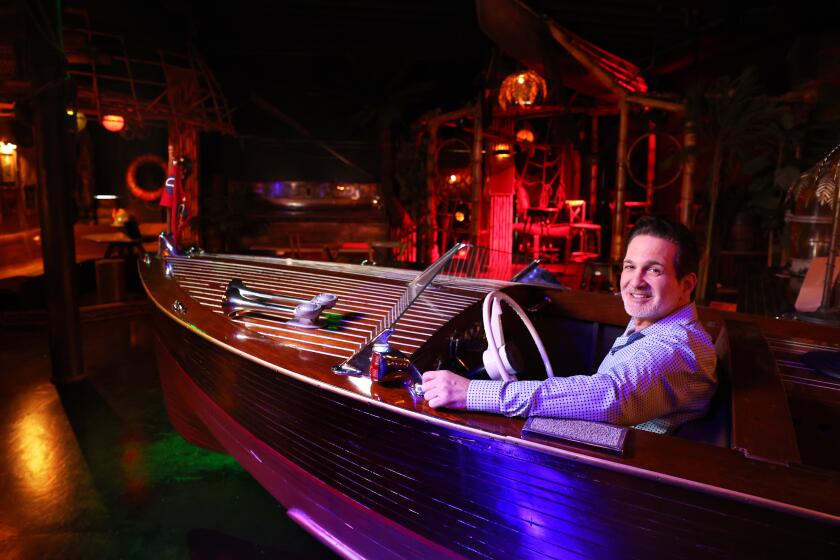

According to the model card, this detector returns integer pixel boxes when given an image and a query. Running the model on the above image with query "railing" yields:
[391,224,535,281]
[440,243,531,282]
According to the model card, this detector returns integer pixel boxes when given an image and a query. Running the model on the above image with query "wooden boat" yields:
[139,246,840,559]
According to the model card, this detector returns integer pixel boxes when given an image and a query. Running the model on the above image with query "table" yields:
[81,232,143,258]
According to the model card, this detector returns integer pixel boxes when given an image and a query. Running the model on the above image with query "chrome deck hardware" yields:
[333,329,424,397]
[222,279,337,329]
[329,245,472,394]
[369,330,424,397]
[158,232,178,257]
[228,279,337,310]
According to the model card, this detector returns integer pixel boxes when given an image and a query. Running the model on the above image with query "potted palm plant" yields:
[686,69,782,302]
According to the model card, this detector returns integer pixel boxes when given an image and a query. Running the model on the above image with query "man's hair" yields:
[627,216,699,279]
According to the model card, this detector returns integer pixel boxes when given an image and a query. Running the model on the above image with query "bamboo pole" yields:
[626,94,685,113]
[422,106,476,129]
[646,121,656,208]
[15,148,26,230]
[589,116,599,219]
[697,146,723,303]
[820,161,840,309]
[679,121,696,227]
[471,99,484,244]
[611,99,630,262]
[425,120,440,263]
[492,105,619,119]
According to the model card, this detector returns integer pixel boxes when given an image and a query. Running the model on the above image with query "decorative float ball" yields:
[101,114,126,132]
[498,71,547,110]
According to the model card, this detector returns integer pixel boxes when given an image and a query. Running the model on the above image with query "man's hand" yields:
[422,370,470,410]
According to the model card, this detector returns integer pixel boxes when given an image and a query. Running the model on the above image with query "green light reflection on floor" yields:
[142,431,241,484]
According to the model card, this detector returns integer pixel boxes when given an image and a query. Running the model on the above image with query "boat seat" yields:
[672,366,731,448]
[672,336,731,448]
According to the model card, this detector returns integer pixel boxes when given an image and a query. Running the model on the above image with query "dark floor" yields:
[0,308,339,559]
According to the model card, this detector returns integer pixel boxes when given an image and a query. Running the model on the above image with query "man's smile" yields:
[627,292,651,299]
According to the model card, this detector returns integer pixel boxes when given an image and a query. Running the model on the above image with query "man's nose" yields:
[628,269,647,287]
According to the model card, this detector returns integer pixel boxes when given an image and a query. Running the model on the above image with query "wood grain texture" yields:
[725,320,801,465]
[141,254,840,558]
[153,310,840,558]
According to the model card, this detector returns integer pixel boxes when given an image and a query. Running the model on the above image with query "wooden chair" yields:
[533,199,601,264]
[512,188,563,260]
[567,200,602,262]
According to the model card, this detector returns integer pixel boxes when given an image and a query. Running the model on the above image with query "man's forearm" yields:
[468,375,626,422]
[467,379,545,417]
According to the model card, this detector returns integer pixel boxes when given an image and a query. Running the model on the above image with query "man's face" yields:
[620,234,696,330]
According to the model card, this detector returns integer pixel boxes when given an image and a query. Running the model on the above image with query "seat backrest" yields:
[565,199,586,224]
[672,332,731,447]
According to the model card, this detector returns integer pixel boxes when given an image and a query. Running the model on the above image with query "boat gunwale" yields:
[140,253,840,526]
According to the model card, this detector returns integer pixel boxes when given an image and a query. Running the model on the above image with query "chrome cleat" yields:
[222,279,338,329]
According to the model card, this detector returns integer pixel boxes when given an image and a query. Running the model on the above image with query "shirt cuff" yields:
[467,380,506,414]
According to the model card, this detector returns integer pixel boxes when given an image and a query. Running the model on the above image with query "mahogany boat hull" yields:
[149,298,839,558]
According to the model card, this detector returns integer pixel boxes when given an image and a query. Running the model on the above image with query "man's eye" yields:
[623,264,633,270]
[648,267,662,275]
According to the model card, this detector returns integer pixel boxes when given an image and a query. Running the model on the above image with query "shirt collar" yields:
[625,302,698,335]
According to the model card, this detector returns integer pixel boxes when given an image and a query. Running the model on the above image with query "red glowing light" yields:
[101,114,125,132]
[492,144,512,158]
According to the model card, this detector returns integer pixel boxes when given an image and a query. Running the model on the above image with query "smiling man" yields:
[422,216,717,434]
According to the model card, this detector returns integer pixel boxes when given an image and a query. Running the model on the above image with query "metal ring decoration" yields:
[625,132,684,190]
[126,153,166,202]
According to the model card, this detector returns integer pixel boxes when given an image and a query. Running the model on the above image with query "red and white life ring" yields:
[126,154,166,202]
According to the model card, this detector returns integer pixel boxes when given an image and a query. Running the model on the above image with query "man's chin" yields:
[623,301,656,320]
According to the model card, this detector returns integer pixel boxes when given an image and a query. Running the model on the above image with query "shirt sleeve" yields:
[466,336,716,425]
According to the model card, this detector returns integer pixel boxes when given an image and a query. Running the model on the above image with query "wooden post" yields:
[626,94,685,113]
[646,121,656,208]
[820,161,840,309]
[425,120,440,263]
[589,116,599,217]
[471,99,484,244]
[378,108,395,228]
[29,0,85,383]
[679,121,696,227]
[15,148,26,230]
[611,98,629,262]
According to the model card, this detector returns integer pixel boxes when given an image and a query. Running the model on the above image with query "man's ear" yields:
[681,272,698,299]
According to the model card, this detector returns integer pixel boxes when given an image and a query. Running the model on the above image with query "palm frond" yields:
[816,175,837,208]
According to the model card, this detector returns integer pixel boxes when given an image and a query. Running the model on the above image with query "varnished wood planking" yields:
[167,255,487,358]
[725,320,801,465]
[141,254,840,559]
[156,313,840,559]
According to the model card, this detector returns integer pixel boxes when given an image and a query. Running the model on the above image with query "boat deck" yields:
[165,254,503,360]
